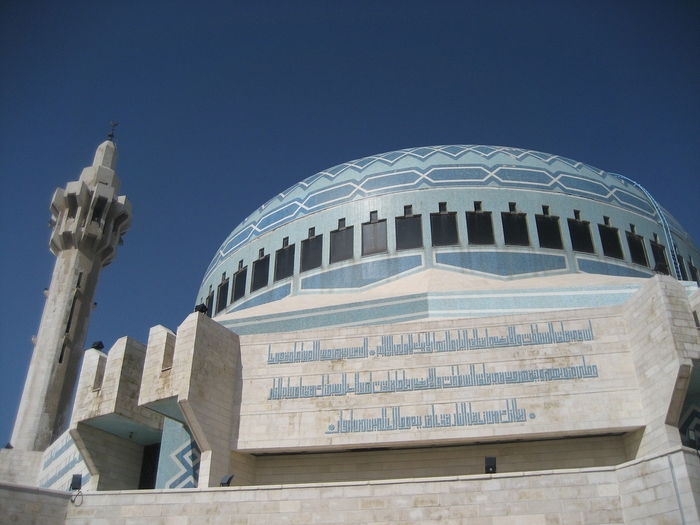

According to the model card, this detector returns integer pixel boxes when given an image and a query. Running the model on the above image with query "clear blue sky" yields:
[1,1,698,444]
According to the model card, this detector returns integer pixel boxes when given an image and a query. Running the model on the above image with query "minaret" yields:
[11,135,132,451]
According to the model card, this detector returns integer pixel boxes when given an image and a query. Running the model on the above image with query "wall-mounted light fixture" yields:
[220,474,235,486]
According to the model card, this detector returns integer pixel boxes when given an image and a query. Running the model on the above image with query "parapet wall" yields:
[3,448,697,525]
[54,448,698,525]
[0,482,69,525]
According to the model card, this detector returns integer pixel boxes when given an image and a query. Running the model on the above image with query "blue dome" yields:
[198,145,699,327]
[204,145,666,281]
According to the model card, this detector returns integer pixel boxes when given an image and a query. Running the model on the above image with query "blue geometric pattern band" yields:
[204,145,668,281]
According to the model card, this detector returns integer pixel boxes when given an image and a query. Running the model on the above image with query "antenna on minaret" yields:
[108,121,119,142]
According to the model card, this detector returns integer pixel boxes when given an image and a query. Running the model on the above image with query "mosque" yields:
[1,140,700,524]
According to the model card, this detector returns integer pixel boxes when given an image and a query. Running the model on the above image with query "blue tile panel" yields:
[301,255,422,289]
[221,293,429,334]
[204,145,679,281]
[156,418,200,489]
[220,285,641,335]
[230,283,291,312]
[577,258,653,278]
[436,251,567,275]
[38,432,92,490]
[679,402,700,437]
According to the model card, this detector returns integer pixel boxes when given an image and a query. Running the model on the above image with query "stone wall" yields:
[0,482,69,525]
[0,449,42,486]
[59,450,698,525]
[617,448,700,524]
[622,276,700,458]
[251,435,628,485]
[73,424,143,491]
[71,337,161,432]
[139,313,241,488]
[687,447,700,518]
[237,304,643,452]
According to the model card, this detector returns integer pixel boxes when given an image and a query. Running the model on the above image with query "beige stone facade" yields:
[4,275,699,524]
[3,448,698,524]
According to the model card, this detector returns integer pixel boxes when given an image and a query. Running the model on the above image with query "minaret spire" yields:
[108,121,118,142]
[10,140,132,451]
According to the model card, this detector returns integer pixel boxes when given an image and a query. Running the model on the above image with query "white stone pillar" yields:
[11,140,132,451]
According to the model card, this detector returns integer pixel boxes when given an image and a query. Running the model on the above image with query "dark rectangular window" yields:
[650,241,669,274]
[66,193,78,219]
[274,244,295,281]
[138,443,161,490]
[568,215,595,254]
[362,213,387,256]
[232,267,247,302]
[677,254,689,281]
[251,254,270,292]
[625,232,648,267]
[598,223,624,259]
[205,291,214,317]
[92,197,108,222]
[65,296,78,334]
[430,202,458,246]
[396,215,423,250]
[689,261,699,285]
[330,220,354,263]
[501,203,529,246]
[301,234,323,272]
[216,278,229,314]
[466,202,495,245]
[535,213,563,249]
[58,342,67,364]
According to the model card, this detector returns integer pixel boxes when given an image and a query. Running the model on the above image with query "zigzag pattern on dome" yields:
[204,145,656,281]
